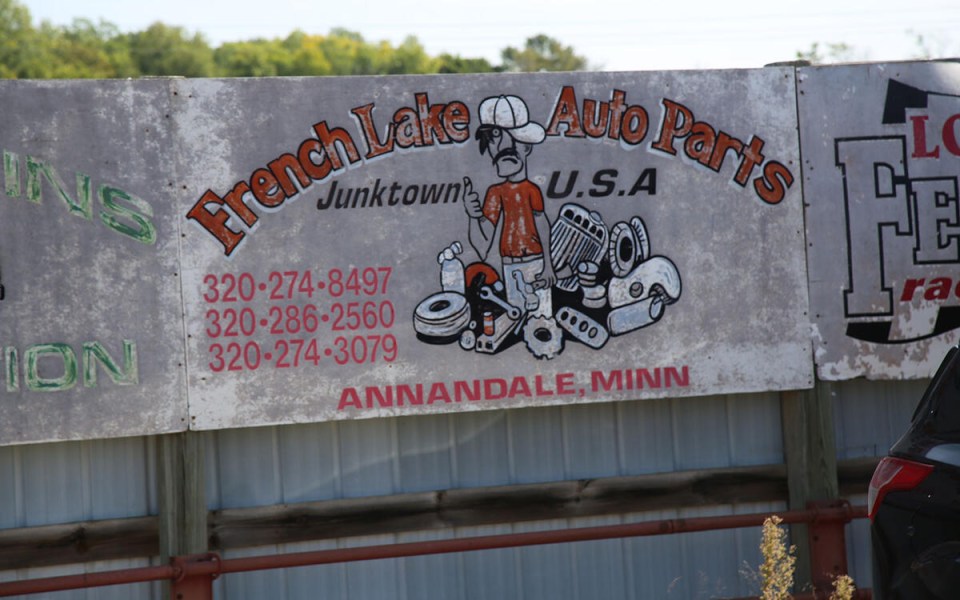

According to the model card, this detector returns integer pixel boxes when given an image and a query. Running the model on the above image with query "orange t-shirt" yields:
[482,180,545,258]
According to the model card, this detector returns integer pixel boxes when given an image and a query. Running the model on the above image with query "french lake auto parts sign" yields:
[178,71,811,431]
[0,80,187,445]
[800,62,960,379]
[0,70,814,444]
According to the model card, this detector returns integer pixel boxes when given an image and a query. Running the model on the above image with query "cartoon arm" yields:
[463,176,495,260]
[533,210,556,289]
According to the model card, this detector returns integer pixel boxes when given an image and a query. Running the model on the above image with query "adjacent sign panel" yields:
[0,80,188,445]
[800,62,960,380]
[178,71,812,430]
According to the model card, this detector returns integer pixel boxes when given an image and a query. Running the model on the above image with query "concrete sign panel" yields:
[0,80,188,445]
[178,71,812,430]
[800,62,960,379]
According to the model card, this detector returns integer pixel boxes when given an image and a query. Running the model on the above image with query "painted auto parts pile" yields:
[413,203,682,359]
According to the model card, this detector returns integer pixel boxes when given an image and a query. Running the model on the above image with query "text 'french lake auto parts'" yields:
[412,202,682,359]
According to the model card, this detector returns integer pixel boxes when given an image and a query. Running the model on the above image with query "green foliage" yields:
[126,22,216,77]
[0,0,586,79]
[40,19,136,78]
[435,53,498,74]
[500,34,589,72]
[0,0,42,78]
[214,38,296,77]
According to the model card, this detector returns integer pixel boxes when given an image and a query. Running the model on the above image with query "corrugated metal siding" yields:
[0,437,155,529]
[0,381,928,598]
[213,390,784,599]
[0,436,160,600]
[0,560,160,600]
[204,391,785,512]
[833,379,926,460]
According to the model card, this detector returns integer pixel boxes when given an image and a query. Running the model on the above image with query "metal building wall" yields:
[0,380,925,598]
[206,391,785,599]
[0,437,162,599]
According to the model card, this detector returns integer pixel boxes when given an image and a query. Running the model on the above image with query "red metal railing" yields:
[0,500,868,600]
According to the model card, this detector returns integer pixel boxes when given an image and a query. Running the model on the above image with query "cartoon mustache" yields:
[492,147,521,164]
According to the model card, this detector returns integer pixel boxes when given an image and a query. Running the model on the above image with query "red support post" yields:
[806,499,853,593]
[169,553,220,600]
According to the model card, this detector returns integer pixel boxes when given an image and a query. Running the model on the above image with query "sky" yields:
[20,0,960,71]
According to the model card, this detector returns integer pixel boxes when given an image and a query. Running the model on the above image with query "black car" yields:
[869,344,960,599]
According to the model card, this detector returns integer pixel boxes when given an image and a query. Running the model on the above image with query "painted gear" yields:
[523,316,564,360]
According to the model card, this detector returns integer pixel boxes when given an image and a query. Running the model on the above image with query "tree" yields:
[0,0,586,79]
[126,22,215,77]
[377,36,436,75]
[0,0,41,78]
[40,19,135,78]
[280,31,333,76]
[214,39,294,77]
[436,53,497,74]
[318,28,375,75]
[500,34,589,72]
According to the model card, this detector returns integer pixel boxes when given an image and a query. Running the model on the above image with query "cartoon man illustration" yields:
[463,95,556,317]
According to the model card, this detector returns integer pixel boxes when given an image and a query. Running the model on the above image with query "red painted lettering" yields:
[186,188,256,255]
[652,99,694,155]
[427,382,451,404]
[911,115,940,158]
[338,387,362,410]
[546,86,584,138]
[535,375,554,396]
[508,376,532,399]
[484,378,507,400]
[901,278,925,302]
[250,168,284,207]
[351,103,395,158]
[556,372,575,395]
[415,92,448,145]
[312,121,361,171]
[926,277,952,301]
[753,161,793,205]
[942,114,960,156]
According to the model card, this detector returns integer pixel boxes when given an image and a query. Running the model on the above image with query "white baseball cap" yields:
[478,95,545,144]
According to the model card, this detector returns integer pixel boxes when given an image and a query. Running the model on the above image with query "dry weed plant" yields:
[753,515,857,600]
[759,516,796,600]
[828,574,856,600]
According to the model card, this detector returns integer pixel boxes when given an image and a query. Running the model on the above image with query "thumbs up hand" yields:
[463,176,483,219]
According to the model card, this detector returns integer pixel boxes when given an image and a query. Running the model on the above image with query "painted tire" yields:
[414,292,471,339]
